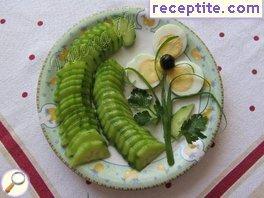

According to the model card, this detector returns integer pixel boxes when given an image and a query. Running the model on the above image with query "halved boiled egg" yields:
[126,53,161,89]
[153,24,187,58]
[167,61,204,96]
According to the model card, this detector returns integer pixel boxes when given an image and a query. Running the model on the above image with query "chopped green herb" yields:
[128,88,152,108]
[134,111,153,126]
[180,114,208,144]
[128,88,161,126]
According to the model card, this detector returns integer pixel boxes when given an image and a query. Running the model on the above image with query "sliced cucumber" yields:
[58,61,87,74]
[62,123,96,146]
[57,106,86,123]
[58,96,85,111]
[60,111,93,132]
[113,17,136,47]
[98,105,132,120]
[95,71,122,83]
[70,141,110,167]
[57,68,86,79]
[61,116,91,134]
[134,142,165,171]
[94,82,122,95]
[56,85,85,99]
[96,65,123,77]
[93,88,124,102]
[121,134,153,156]
[127,139,154,163]
[95,90,127,104]
[65,129,103,157]
[117,129,150,151]
[96,98,131,113]
[60,75,85,84]
[58,104,86,124]
[94,74,123,87]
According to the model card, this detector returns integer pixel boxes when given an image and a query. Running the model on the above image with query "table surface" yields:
[0,1,263,197]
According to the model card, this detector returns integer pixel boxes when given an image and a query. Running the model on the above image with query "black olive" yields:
[160,54,175,70]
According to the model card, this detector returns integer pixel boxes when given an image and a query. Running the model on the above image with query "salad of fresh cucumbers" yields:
[54,15,224,171]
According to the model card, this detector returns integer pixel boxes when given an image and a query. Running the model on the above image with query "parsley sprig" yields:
[180,114,208,144]
[128,88,161,126]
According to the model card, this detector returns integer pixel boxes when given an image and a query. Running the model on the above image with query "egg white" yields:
[126,53,160,89]
[153,24,187,58]
[168,61,204,96]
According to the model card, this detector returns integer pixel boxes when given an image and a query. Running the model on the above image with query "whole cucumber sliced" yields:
[56,16,139,167]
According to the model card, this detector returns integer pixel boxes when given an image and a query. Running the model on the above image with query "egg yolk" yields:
[159,35,183,58]
[138,59,159,84]
[168,65,193,92]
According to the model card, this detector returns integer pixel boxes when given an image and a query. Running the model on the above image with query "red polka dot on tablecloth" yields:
[217,66,222,72]
[37,20,43,26]
[165,182,172,188]
[86,180,92,185]
[219,32,225,37]
[249,105,255,112]
[22,92,28,98]
[252,69,257,75]
[253,36,259,41]
[0,19,6,24]
[29,54,35,60]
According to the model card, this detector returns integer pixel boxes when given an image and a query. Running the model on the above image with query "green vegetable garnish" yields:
[173,91,227,130]
[126,67,225,166]
[134,110,154,126]
[126,33,226,167]
[128,88,160,126]
[162,75,175,165]
[128,88,153,109]
[180,114,208,144]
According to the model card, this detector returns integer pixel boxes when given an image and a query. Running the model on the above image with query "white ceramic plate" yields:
[37,7,223,190]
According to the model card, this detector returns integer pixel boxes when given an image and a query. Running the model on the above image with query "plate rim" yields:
[36,6,224,190]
